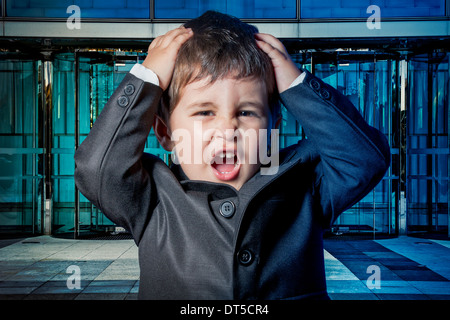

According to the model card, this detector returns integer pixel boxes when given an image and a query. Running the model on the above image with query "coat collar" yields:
[169,140,311,199]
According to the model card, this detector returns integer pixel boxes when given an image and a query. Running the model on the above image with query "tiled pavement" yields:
[324,236,450,300]
[0,235,449,300]
[0,236,140,300]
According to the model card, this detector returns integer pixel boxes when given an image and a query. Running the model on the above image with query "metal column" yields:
[41,57,53,235]
[399,59,408,235]
[74,51,80,239]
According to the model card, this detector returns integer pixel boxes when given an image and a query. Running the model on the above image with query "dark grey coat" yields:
[74,70,390,300]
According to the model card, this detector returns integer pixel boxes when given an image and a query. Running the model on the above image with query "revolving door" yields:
[51,51,171,237]
[287,51,400,236]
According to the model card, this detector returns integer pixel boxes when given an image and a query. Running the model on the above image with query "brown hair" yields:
[159,11,279,121]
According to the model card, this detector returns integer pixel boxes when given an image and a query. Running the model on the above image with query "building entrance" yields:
[0,48,448,239]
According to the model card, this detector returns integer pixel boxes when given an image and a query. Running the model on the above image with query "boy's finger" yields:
[149,27,188,50]
[160,26,192,46]
[171,28,194,46]
[149,35,163,49]
[255,33,287,54]
[255,39,285,62]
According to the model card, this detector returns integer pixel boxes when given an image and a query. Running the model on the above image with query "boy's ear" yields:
[153,115,174,151]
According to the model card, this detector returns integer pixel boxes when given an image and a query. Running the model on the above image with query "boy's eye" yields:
[195,111,214,116]
[239,110,257,117]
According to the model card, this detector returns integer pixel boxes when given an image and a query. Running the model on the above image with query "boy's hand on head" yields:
[255,33,302,93]
[142,26,194,90]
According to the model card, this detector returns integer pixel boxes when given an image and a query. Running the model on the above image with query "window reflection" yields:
[311,52,398,235]
[6,0,150,18]
[301,0,445,18]
[407,53,449,234]
[0,59,40,234]
[154,0,297,19]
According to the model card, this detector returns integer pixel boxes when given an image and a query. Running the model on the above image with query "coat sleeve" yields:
[280,70,390,227]
[74,73,163,243]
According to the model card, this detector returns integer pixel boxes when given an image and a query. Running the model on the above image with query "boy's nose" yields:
[214,116,239,140]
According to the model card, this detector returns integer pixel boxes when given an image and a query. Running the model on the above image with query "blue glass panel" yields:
[6,0,150,18]
[406,53,449,232]
[301,0,445,18]
[0,59,40,234]
[155,0,297,19]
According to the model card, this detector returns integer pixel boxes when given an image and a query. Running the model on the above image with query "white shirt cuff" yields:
[289,72,306,89]
[130,63,160,87]
[131,63,304,90]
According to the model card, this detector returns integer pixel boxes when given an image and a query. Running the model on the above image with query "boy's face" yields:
[166,76,272,190]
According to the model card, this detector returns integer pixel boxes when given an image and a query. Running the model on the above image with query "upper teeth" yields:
[218,152,235,158]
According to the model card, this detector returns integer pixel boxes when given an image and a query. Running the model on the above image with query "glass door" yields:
[76,52,115,237]
[52,52,115,237]
[52,50,170,238]
[0,55,41,236]
[311,51,398,237]
[75,51,171,237]
[407,52,449,236]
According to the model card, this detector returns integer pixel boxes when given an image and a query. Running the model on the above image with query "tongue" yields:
[214,163,235,173]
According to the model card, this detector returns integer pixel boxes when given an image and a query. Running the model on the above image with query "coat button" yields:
[238,249,253,266]
[118,95,129,108]
[309,79,321,91]
[219,200,235,218]
[124,84,135,95]
[319,88,331,100]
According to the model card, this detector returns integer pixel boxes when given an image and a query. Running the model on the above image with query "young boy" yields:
[75,11,390,300]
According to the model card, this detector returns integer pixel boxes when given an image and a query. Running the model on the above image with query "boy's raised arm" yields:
[255,33,302,94]
[74,27,193,243]
[257,33,390,226]
[143,26,193,90]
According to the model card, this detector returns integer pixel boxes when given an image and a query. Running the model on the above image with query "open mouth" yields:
[210,151,241,181]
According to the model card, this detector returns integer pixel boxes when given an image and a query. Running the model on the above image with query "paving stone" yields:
[0,235,448,300]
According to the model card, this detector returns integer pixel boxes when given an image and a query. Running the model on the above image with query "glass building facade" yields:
[0,0,449,239]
